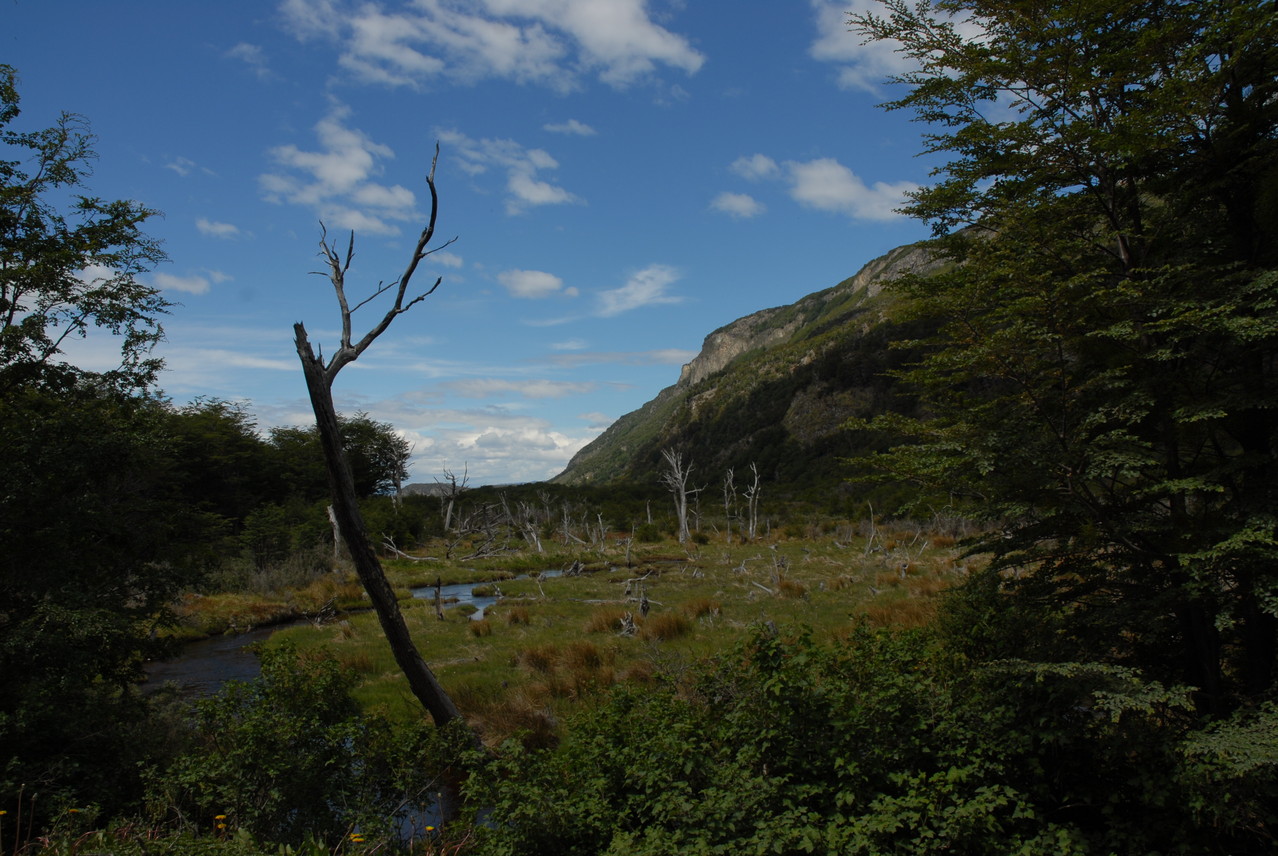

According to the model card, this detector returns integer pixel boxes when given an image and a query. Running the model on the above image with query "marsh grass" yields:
[256,526,972,745]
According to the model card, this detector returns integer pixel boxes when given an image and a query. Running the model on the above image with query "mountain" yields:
[552,241,946,491]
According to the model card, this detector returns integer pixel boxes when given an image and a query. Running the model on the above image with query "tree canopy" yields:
[855,0,1278,712]
[0,63,168,392]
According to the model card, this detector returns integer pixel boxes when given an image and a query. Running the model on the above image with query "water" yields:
[144,573,571,697]
[142,623,283,695]
[409,580,503,619]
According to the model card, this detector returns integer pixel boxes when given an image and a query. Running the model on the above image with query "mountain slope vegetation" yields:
[553,241,946,492]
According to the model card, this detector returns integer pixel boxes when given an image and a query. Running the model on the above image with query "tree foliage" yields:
[150,645,459,847]
[0,64,168,391]
[471,625,1276,854]
[854,0,1278,712]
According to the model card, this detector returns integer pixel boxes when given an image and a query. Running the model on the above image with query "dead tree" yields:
[292,145,464,729]
[723,467,737,544]
[437,464,468,532]
[744,461,762,542]
[661,448,698,544]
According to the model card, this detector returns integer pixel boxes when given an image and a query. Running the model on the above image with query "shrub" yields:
[149,644,455,848]
[635,522,663,543]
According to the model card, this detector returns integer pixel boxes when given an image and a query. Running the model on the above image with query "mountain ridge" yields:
[552,240,944,488]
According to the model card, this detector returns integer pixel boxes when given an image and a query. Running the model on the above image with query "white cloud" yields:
[543,118,597,136]
[443,378,598,399]
[786,157,916,221]
[596,265,683,316]
[497,268,578,299]
[429,250,465,268]
[808,0,917,94]
[165,156,197,177]
[711,191,765,219]
[278,0,703,91]
[361,400,597,483]
[226,42,272,79]
[544,346,696,367]
[196,218,242,239]
[439,128,581,215]
[551,338,587,351]
[153,271,226,295]
[730,153,779,181]
[259,103,420,235]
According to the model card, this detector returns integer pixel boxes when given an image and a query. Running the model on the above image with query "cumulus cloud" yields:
[730,153,779,181]
[807,0,918,94]
[543,118,597,136]
[259,103,419,235]
[711,191,765,219]
[596,265,683,316]
[197,218,242,239]
[278,0,703,92]
[786,157,916,221]
[497,268,578,299]
[439,128,580,215]
[377,403,596,483]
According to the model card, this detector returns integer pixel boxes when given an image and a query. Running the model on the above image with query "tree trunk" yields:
[296,324,463,729]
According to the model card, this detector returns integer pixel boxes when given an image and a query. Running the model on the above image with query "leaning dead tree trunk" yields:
[293,145,464,729]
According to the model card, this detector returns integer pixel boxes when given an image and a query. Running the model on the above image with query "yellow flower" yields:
[67,809,80,814]
[215,814,227,820]
[216,823,227,830]
[350,833,365,843]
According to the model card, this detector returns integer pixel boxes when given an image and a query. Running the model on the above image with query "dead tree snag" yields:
[292,145,464,729]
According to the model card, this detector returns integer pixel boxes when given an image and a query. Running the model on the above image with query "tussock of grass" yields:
[584,606,628,633]
[639,612,691,642]
[777,578,807,599]
[682,597,721,618]
[517,644,558,674]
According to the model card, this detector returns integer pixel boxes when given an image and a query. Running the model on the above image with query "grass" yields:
[253,522,974,746]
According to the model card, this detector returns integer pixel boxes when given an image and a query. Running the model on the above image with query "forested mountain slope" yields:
[552,241,945,489]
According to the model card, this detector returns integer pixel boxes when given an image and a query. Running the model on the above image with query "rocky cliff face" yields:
[674,242,943,390]
[553,239,942,486]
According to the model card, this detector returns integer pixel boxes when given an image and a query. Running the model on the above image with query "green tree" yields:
[268,412,412,501]
[0,68,183,824]
[854,0,1278,712]
[0,64,168,392]
[0,383,196,814]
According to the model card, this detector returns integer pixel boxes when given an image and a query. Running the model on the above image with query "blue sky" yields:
[4,0,936,485]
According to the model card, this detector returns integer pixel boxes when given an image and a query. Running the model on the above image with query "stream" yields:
[144,574,562,696]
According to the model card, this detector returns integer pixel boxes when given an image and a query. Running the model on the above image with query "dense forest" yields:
[4,0,1278,853]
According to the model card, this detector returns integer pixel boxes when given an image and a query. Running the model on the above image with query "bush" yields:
[634,522,663,543]
[149,644,458,849]
[466,624,1274,855]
